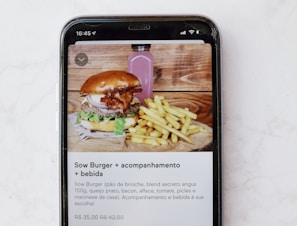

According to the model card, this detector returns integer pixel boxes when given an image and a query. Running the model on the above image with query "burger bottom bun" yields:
[80,115,138,132]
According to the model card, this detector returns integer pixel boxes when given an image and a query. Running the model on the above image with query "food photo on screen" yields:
[67,43,213,152]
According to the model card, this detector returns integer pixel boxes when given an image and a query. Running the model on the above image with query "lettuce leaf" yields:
[76,111,111,124]
[114,117,126,135]
[76,111,126,135]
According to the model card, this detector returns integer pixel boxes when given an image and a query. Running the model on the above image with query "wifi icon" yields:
[188,30,195,35]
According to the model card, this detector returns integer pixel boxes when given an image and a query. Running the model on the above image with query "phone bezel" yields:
[60,16,222,226]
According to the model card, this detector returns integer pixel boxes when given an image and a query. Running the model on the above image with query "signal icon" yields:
[188,29,195,35]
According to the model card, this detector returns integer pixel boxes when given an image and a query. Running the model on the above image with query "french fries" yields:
[126,95,207,146]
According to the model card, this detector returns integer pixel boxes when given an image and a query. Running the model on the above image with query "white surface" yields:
[0,0,297,226]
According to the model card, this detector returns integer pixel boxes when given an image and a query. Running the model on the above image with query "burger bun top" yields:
[80,70,141,95]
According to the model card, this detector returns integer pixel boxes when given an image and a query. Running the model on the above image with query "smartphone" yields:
[60,16,221,226]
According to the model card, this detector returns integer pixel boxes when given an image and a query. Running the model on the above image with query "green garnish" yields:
[114,117,126,135]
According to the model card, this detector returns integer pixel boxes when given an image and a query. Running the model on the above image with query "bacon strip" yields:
[101,87,142,114]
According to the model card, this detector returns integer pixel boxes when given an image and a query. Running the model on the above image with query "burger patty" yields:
[81,102,140,118]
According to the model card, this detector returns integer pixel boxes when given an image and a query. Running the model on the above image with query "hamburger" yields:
[76,70,142,135]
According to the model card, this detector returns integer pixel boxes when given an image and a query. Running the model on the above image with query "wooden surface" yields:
[67,43,213,127]
[68,43,212,92]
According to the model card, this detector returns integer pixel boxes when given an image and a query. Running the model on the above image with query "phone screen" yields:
[60,17,221,226]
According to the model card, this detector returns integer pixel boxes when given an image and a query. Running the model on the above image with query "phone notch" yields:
[128,23,151,31]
